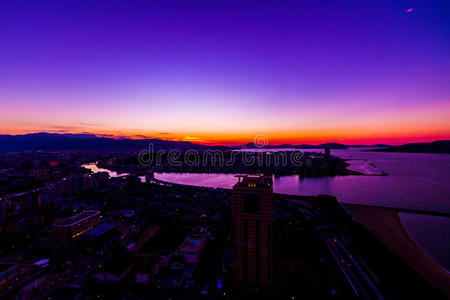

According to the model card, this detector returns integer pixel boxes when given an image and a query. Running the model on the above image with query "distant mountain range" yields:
[368,140,450,154]
[3,133,445,153]
[0,133,228,152]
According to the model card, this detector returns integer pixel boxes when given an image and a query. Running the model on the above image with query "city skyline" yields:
[1,0,449,145]
[1,2,449,299]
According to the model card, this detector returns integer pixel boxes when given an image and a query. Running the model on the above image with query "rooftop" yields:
[55,210,100,226]
[233,174,272,188]
[84,223,116,237]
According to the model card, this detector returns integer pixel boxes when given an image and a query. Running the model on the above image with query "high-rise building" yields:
[232,174,273,288]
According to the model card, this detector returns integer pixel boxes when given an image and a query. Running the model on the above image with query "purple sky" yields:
[1,0,449,144]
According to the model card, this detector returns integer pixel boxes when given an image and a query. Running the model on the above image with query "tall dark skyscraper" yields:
[233,174,273,288]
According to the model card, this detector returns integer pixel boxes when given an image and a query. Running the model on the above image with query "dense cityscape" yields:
[1,1,449,299]
[0,149,447,299]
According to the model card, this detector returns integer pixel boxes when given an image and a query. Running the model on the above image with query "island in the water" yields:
[369,140,450,154]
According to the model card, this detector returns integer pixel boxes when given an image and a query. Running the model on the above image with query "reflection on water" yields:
[154,149,450,273]
[155,148,450,212]
[83,149,450,212]
[83,149,450,273]
[82,163,129,178]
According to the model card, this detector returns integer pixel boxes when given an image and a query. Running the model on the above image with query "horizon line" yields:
[1,130,449,147]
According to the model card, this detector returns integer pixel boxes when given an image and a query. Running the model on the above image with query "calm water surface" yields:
[84,148,450,271]
[153,148,450,272]
[155,148,450,212]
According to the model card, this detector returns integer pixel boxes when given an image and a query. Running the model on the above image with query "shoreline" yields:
[398,213,450,275]
[90,162,381,177]
[91,149,375,177]
[344,159,388,176]
[344,204,450,297]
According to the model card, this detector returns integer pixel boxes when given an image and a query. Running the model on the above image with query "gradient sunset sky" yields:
[1,0,449,145]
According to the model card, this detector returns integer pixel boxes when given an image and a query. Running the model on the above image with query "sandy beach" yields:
[345,204,450,297]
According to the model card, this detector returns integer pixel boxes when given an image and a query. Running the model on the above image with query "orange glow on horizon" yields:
[1,92,448,146]
[1,125,448,146]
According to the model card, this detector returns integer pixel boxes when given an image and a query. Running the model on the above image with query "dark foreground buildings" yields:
[232,174,273,288]
[52,210,101,244]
